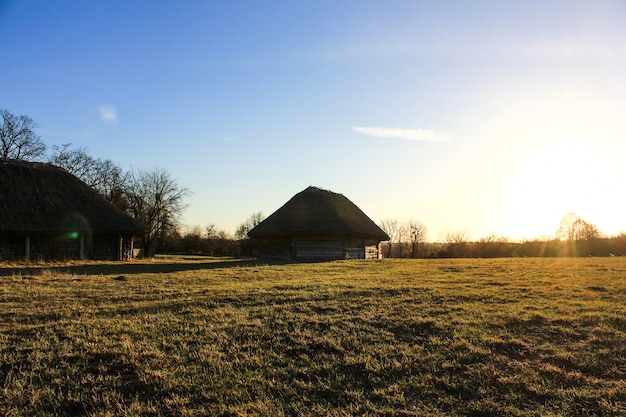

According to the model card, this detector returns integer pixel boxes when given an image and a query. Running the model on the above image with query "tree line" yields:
[167,210,626,259]
[378,212,626,258]
[159,212,266,256]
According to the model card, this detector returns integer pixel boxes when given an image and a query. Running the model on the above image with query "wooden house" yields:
[247,186,389,261]
[0,160,146,261]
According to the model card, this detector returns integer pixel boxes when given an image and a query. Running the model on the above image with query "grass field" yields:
[1,257,626,416]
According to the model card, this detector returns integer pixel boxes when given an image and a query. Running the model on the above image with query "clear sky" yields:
[2,1,625,241]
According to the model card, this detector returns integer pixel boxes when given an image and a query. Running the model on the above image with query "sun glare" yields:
[505,139,624,239]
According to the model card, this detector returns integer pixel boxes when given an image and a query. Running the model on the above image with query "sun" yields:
[504,139,625,239]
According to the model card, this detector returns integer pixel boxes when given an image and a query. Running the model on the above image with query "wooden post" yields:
[25,235,31,261]
[79,234,85,260]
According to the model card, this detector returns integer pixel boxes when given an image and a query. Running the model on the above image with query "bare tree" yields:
[408,219,427,258]
[396,223,410,257]
[556,212,601,256]
[206,224,218,240]
[178,225,205,254]
[444,230,470,257]
[125,167,190,257]
[206,224,237,256]
[236,211,265,239]
[380,218,401,258]
[49,143,128,209]
[0,109,46,161]
[49,143,93,178]
[556,212,581,242]
[475,234,511,258]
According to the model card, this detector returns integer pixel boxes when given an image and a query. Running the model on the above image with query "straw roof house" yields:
[0,159,146,261]
[247,186,389,260]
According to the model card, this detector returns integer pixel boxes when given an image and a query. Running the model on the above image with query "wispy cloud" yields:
[216,135,239,142]
[99,104,118,123]
[352,126,451,142]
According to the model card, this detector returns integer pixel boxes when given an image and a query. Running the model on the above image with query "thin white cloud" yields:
[353,126,451,142]
[216,135,239,142]
[99,104,118,123]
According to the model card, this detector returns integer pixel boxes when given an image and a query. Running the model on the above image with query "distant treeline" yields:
[382,235,626,258]
[377,212,626,258]
[159,225,242,257]
[160,228,626,259]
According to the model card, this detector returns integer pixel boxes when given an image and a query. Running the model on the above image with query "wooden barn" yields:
[247,186,389,261]
[0,160,146,261]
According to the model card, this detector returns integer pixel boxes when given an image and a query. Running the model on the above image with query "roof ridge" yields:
[303,185,341,195]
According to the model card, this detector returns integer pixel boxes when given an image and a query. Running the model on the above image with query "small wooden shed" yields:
[0,160,146,261]
[247,186,389,261]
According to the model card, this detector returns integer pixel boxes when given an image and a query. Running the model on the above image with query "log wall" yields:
[0,233,135,261]
[256,236,382,261]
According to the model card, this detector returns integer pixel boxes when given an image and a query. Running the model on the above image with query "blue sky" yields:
[2,1,626,241]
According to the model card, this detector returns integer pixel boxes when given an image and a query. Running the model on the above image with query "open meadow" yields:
[1,256,626,416]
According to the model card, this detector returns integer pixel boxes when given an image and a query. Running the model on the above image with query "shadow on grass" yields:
[0,257,293,277]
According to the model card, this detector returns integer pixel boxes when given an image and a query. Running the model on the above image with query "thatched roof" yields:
[248,186,389,240]
[0,159,146,234]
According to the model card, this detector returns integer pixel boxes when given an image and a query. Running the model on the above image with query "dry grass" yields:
[1,256,626,416]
